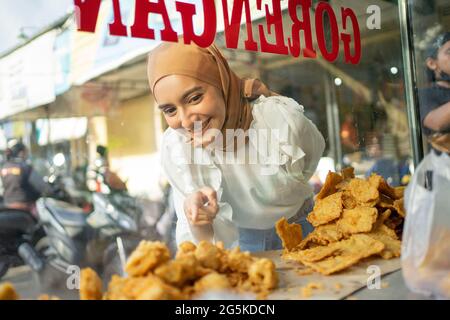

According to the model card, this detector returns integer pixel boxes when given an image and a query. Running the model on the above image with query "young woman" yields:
[148,41,325,252]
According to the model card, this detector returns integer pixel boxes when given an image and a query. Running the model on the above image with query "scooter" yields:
[34,190,158,282]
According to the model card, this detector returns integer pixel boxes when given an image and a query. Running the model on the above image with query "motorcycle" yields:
[0,153,164,284]
[33,190,152,283]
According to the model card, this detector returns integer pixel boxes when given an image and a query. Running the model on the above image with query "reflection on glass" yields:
[410,0,450,155]
[217,0,413,188]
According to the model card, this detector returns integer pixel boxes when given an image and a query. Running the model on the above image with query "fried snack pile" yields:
[80,240,278,300]
[277,168,405,275]
[0,282,19,300]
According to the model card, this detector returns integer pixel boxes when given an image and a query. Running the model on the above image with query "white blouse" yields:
[161,95,326,248]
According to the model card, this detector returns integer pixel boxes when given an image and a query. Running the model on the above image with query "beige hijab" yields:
[147,41,274,147]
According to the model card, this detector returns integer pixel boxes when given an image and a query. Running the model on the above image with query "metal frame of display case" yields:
[399,0,425,167]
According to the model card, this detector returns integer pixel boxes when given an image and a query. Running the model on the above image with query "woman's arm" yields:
[424,101,450,132]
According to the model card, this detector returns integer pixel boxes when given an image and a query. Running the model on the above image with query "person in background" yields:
[419,31,450,154]
[340,113,360,152]
[365,135,402,186]
[0,140,54,215]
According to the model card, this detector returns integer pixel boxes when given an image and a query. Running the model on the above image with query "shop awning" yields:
[36,117,87,146]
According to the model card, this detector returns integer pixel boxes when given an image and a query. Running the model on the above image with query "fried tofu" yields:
[276,169,405,276]
[79,268,103,300]
[316,171,344,200]
[0,282,19,300]
[292,234,385,275]
[336,207,378,235]
[125,241,170,277]
[307,192,343,227]
[275,217,303,252]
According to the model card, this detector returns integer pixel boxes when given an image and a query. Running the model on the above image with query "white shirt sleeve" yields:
[171,186,194,245]
[251,95,326,181]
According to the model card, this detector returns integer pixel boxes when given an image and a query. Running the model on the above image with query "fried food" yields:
[125,241,170,277]
[295,223,344,250]
[176,241,197,258]
[312,223,344,244]
[134,276,184,300]
[316,171,343,200]
[193,272,231,294]
[369,174,397,199]
[341,167,355,180]
[0,282,19,300]
[299,251,371,276]
[79,268,103,300]
[154,254,200,287]
[275,217,303,252]
[393,187,405,199]
[367,229,401,259]
[97,240,278,300]
[393,198,406,218]
[334,282,343,291]
[226,272,249,288]
[307,192,343,227]
[378,194,394,209]
[296,268,314,276]
[299,282,325,298]
[368,174,383,189]
[372,209,392,230]
[384,213,404,234]
[194,241,222,270]
[313,223,344,243]
[106,274,185,300]
[285,243,339,263]
[342,191,357,209]
[247,258,278,292]
[300,286,313,298]
[336,207,378,235]
[222,247,255,274]
[296,235,385,275]
[348,178,379,204]
[278,169,405,276]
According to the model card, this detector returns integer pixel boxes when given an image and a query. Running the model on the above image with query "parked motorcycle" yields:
[0,153,164,284]
[33,190,149,281]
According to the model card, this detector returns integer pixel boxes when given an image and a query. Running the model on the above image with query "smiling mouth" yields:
[193,118,211,135]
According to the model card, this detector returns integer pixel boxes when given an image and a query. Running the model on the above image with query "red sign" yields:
[74,0,361,64]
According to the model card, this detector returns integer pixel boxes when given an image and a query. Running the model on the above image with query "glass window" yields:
[216,0,413,188]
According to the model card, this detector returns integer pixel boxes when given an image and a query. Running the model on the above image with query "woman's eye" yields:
[163,107,176,115]
[189,94,203,104]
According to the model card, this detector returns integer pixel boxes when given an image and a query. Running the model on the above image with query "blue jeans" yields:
[238,198,315,252]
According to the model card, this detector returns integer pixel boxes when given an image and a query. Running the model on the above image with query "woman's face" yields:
[154,74,226,148]
[427,40,450,78]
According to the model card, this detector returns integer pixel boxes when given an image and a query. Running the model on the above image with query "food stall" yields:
[0,0,449,302]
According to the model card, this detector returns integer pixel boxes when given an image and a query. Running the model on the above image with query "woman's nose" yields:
[179,110,194,132]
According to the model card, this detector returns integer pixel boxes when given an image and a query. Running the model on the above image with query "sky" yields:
[0,0,73,55]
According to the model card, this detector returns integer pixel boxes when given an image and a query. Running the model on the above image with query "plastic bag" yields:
[402,151,450,299]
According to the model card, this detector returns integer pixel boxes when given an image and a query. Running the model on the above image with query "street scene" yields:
[0,0,449,302]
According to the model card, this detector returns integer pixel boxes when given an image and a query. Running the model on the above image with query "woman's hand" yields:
[184,186,219,226]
